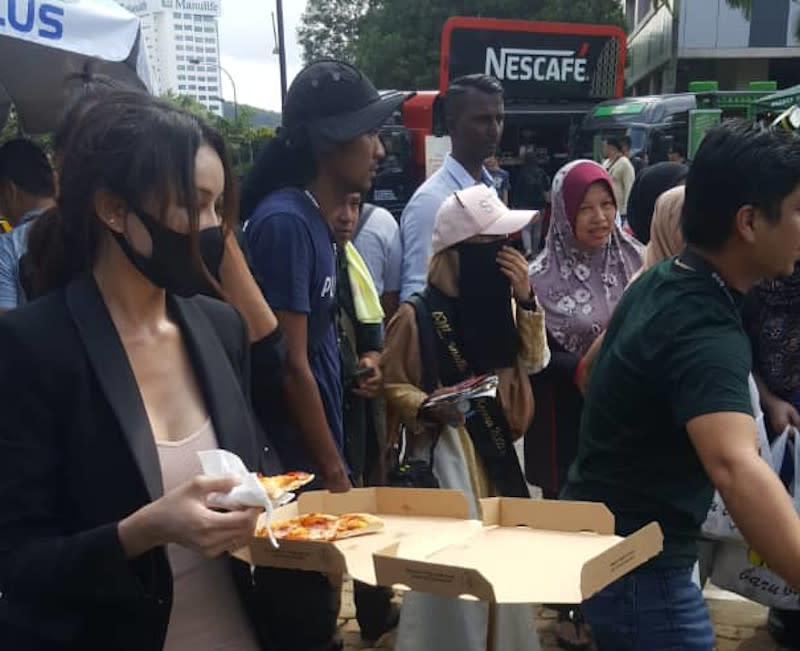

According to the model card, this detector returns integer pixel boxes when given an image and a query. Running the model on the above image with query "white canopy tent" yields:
[0,0,151,134]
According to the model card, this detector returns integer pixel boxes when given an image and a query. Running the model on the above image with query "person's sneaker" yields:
[555,607,593,651]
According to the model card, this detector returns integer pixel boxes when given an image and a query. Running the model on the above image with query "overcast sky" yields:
[218,0,309,113]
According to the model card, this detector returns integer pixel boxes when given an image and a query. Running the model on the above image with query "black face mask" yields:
[112,207,224,298]
[456,239,519,373]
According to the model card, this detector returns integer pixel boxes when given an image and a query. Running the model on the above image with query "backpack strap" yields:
[405,291,438,394]
[354,203,377,240]
[403,291,441,469]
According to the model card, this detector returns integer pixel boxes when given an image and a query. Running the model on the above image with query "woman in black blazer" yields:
[0,93,292,650]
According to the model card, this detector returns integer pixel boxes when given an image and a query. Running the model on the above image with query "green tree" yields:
[0,109,52,152]
[161,92,274,176]
[162,90,216,121]
[0,109,19,145]
[724,0,800,48]
[214,105,259,172]
[538,0,626,25]
[298,0,369,63]
[724,0,752,19]
[353,0,625,90]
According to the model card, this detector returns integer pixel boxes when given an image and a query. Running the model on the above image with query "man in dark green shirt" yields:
[563,121,800,650]
[565,257,753,564]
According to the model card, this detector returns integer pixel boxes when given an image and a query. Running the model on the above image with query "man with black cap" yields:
[240,60,407,651]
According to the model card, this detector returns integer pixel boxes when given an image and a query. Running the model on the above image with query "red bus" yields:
[371,17,626,215]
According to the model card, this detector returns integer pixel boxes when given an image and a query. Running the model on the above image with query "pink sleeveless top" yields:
[156,421,260,651]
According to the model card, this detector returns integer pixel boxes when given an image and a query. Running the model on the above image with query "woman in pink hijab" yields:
[530,159,643,358]
[525,159,642,649]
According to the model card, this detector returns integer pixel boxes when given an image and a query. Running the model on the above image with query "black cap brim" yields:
[307,91,414,144]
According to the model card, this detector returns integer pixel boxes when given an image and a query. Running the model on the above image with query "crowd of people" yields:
[2,57,800,651]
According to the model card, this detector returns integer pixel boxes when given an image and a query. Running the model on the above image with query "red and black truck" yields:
[370,16,627,216]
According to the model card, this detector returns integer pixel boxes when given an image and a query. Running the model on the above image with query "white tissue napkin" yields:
[197,449,278,548]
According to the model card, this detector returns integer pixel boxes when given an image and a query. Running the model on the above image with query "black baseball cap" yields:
[283,60,411,145]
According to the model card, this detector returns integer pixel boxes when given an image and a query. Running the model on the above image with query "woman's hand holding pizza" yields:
[118,476,259,559]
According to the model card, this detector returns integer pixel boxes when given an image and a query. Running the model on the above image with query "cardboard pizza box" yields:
[234,487,483,584]
[372,497,663,604]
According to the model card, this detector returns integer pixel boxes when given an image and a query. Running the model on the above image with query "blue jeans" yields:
[582,565,715,651]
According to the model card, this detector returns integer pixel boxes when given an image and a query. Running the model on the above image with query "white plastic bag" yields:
[702,375,782,542]
[197,449,278,548]
[710,428,800,610]
[701,421,784,543]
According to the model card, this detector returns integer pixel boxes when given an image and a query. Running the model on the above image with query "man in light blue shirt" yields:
[0,139,56,311]
[399,74,505,300]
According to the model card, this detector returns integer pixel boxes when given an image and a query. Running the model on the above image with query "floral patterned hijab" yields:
[530,159,643,356]
[746,261,800,402]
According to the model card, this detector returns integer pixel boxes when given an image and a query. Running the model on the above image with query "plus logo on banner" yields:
[0,0,64,40]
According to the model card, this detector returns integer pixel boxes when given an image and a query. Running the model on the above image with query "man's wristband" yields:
[516,286,537,312]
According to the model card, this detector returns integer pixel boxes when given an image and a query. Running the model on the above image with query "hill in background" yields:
[222,101,281,128]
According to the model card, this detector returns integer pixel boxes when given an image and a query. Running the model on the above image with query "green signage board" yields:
[593,103,646,117]
[688,109,722,158]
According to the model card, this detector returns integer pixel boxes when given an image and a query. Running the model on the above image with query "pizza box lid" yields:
[234,487,483,583]
[372,497,663,604]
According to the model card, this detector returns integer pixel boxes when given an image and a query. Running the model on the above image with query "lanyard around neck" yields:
[304,189,321,211]
[303,189,337,262]
[675,247,737,309]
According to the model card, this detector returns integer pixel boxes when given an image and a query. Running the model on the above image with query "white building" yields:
[118,0,224,115]
[623,0,800,94]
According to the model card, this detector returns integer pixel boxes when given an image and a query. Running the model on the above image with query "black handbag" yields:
[387,425,439,489]
[387,292,441,489]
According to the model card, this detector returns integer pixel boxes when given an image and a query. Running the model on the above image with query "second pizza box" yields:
[372,497,664,604]
[235,487,483,584]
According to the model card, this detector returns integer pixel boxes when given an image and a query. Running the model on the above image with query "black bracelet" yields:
[516,292,537,312]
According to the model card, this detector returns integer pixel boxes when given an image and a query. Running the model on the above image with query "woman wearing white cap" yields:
[381,184,550,650]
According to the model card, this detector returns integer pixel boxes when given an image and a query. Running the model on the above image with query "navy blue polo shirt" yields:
[245,188,344,472]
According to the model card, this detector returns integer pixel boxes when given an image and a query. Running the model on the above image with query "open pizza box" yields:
[372,497,664,604]
[234,487,483,583]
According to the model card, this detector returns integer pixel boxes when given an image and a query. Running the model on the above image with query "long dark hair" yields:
[239,126,317,222]
[25,92,237,297]
[24,71,146,297]
[626,162,687,244]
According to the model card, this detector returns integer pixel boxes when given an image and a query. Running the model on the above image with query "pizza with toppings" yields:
[264,513,339,541]
[258,471,315,501]
[256,512,385,542]
[335,513,385,539]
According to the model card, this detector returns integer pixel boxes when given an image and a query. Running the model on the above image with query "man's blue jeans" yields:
[582,565,715,651]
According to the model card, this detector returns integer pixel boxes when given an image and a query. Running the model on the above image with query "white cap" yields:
[431,184,538,254]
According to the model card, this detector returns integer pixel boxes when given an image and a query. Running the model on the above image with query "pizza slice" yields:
[262,513,339,541]
[254,512,385,542]
[258,471,315,501]
[335,513,385,539]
